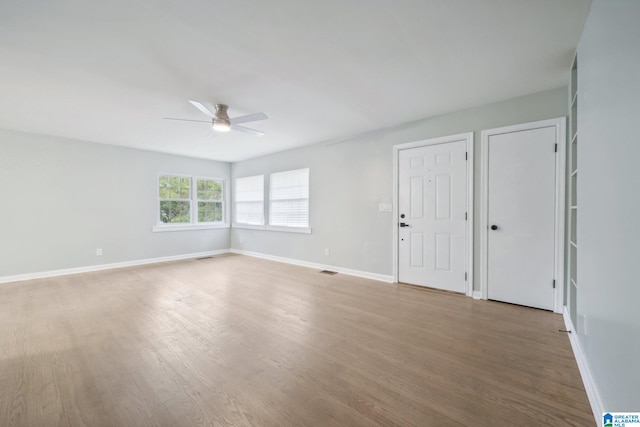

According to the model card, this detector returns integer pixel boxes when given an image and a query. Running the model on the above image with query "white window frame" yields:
[233,175,265,228]
[153,173,228,232]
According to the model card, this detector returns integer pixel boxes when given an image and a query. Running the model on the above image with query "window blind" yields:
[235,175,264,225]
[269,168,309,228]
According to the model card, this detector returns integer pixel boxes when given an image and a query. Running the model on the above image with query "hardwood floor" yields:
[0,254,593,426]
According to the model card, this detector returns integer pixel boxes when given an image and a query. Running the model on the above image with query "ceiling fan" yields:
[165,101,268,137]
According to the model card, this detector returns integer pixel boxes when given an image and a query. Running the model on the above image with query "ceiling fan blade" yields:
[188,100,215,119]
[230,112,268,125]
[164,117,211,123]
[231,125,265,137]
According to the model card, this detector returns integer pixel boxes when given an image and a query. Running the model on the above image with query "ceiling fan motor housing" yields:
[214,104,230,121]
[212,104,231,131]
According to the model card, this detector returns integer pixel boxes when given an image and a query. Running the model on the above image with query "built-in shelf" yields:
[567,54,579,331]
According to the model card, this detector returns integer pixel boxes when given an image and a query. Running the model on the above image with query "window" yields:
[155,175,225,231]
[269,168,309,228]
[232,168,310,233]
[234,175,264,225]
[159,175,191,224]
[196,179,223,223]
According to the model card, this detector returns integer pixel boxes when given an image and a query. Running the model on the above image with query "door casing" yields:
[480,118,566,313]
[393,133,474,296]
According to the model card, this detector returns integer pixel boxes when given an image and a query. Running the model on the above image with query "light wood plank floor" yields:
[0,254,593,426]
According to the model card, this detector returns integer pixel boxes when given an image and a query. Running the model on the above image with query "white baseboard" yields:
[472,291,483,299]
[0,249,231,285]
[230,249,394,284]
[1,248,394,286]
[563,307,604,427]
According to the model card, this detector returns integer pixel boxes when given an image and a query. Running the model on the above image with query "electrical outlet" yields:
[96,248,103,256]
[324,248,330,256]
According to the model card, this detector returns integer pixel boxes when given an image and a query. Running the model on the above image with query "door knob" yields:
[400,222,410,227]
[490,225,498,230]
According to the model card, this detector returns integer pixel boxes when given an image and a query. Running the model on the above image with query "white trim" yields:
[231,223,312,234]
[265,225,311,234]
[480,135,488,300]
[392,132,474,296]
[392,144,399,284]
[553,119,567,313]
[467,133,475,297]
[0,249,231,285]
[232,223,266,230]
[563,308,604,427]
[230,249,393,283]
[152,223,230,232]
[479,118,566,313]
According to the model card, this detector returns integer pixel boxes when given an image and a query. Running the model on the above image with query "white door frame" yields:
[392,132,474,296]
[480,118,566,313]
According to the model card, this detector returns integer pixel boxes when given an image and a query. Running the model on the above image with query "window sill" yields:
[152,223,230,233]
[232,223,312,234]
[232,223,266,231]
[267,225,312,234]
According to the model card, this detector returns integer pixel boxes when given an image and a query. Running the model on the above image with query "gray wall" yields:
[0,129,230,277]
[576,0,640,411]
[231,87,568,286]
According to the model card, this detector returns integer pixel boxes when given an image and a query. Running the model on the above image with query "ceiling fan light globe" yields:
[212,119,231,132]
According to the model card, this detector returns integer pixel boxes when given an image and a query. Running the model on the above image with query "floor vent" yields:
[195,256,214,261]
[319,270,338,275]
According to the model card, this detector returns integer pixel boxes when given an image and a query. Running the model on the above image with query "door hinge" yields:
[465,152,468,160]
[553,279,556,289]
[465,272,468,281]
[554,143,558,153]
[465,212,468,221]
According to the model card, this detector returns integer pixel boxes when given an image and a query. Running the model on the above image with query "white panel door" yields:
[398,141,467,292]
[487,126,557,310]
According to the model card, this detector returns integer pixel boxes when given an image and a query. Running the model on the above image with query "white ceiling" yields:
[0,0,591,162]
